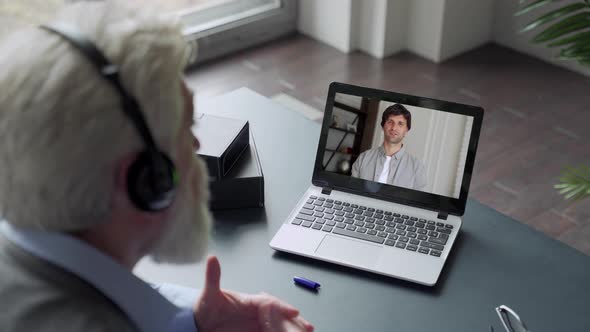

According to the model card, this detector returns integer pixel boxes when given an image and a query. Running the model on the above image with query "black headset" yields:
[40,23,178,212]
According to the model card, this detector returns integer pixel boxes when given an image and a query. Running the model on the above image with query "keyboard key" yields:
[344,218,354,224]
[313,201,323,206]
[332,227,385,244]
[368,208,375,212]
[417,229,427,235]
[345,213,354,218]
[375,219,385,225]
[386,227,396,233]
[393,213,401,217]
[384,216,394,221]
[291,219,302,225]
[376,225,385,231]
[419,218,426,222]
[426,225,436,231]
[396,224,406,230]
[314,206,325,212]
[322,226,333,232]
[325,208,335,214]
[384,211,392,215]
[313,212,324,218]
[367,229,378,236]
[409,239,420,245]
[440,233,449,240]
[335,216,344,222]
[324,203,334,208]
[312,223,322,230]
[429,237,447,245]
[346,225,357,231]
[386,221,396,227]
[356,227,367,234]
[363,211,374,217]
[399,237,409,243]
[326,220,336,226]
[354,209,363,214]
[343,207,353,212]
[343,202,350,206]
[335,211,345,216]
[406,245,418,251]
[404,220,415,226]
[365,223,375,229]
[421,241,444,251]
[407,232,417,239]
[402,215,409,219]
[415,222,425,229]
[374,214,384,220]
[306,199,314,204]
[418,247,430,254]
[388,234,399,240]
[395,230,407,236]
[355,215,365,221]
[394,218,404,224]
[378,232,388,238]
[437,227,452,234]
[410,217,418,221]
[427,220,435,225]
[436,222,444,227]
[324,214,334,220]
[395,242,406,249]
[417,234,428,241]
[359,206,367,210]
[351,204,358,208]
[326,199,334,203]
[430,250,442,257]
[335,200,342,205]
[296,214,315,222]
[365,217,375,223]
[336,222,346,229]
[317,197,325,201]
[299,209,313,216]
[310,195,317,199]
[428,231,439,237]
[303,204,314,210]
[302,221,312,228]
[445,224,454,229]
[354,221,364,227]
[333,205,343,211]
[376,209,383,214]
[385,239,395,246]
[315,219,325,225]
[408,226,417,232]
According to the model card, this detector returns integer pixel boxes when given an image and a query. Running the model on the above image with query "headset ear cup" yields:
[127,151,176,211]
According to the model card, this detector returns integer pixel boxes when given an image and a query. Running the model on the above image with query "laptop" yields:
[270,82,484,286]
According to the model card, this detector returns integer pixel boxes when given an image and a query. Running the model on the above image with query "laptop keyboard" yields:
[290,195,454,258]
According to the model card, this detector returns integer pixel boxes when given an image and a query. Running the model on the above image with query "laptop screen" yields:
[312,83,484,216]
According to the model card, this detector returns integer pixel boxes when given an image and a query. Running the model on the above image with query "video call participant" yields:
[351,104,427,191]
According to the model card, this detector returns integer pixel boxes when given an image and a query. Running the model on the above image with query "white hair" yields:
[0,1,191,231]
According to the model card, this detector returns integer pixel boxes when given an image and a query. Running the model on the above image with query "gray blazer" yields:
[351,145,428,191]
[0,233,137,332]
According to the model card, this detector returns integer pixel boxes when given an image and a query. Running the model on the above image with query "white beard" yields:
[149,154,212,264]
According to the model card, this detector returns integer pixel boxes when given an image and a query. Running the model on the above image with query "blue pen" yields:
[293,276,321,290]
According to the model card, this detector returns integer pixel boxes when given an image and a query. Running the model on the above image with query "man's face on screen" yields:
[383,114,408,145]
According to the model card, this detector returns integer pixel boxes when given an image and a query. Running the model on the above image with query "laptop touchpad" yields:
[315,235,380,268]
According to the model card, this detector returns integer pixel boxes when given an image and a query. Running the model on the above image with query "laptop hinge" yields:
[321,187,332,195]
[437,211,448,220]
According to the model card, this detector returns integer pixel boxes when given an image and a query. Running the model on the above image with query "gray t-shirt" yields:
[351,145,428,191]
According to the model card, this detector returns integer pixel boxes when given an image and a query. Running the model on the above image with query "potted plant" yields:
[517,0,590,201]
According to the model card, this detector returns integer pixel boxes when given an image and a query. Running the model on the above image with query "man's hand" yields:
[194,256,314,332]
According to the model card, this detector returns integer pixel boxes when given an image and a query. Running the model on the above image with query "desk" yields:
[135,88,590,332]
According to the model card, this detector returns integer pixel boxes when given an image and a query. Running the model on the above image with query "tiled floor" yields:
[185,34,590,255]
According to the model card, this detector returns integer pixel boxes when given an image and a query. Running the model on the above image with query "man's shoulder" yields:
[358,147,381,159]
[403,151,426,169]
[0,235,137,332]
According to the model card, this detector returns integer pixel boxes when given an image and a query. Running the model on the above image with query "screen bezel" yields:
[312,82,484,216]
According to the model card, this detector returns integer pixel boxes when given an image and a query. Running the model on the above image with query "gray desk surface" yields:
[135,88,590,332]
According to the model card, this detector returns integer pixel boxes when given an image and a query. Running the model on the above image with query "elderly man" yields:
[0,1,313,332]
[351,104,427,191]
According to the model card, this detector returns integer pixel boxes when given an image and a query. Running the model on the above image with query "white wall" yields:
[406,0,445,62]
[440,0,495,61]
[493,0,590,76]
[383,0,410,57]
[370,102,470,198]
[297,0,354,53]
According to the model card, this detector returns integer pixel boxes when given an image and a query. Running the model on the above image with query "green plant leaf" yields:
[548,31,590,47]
[515,0,554,16]
[533,13,590,43]
[556,165,590,201]
[560,44,590,57]
[521,3,589,32]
